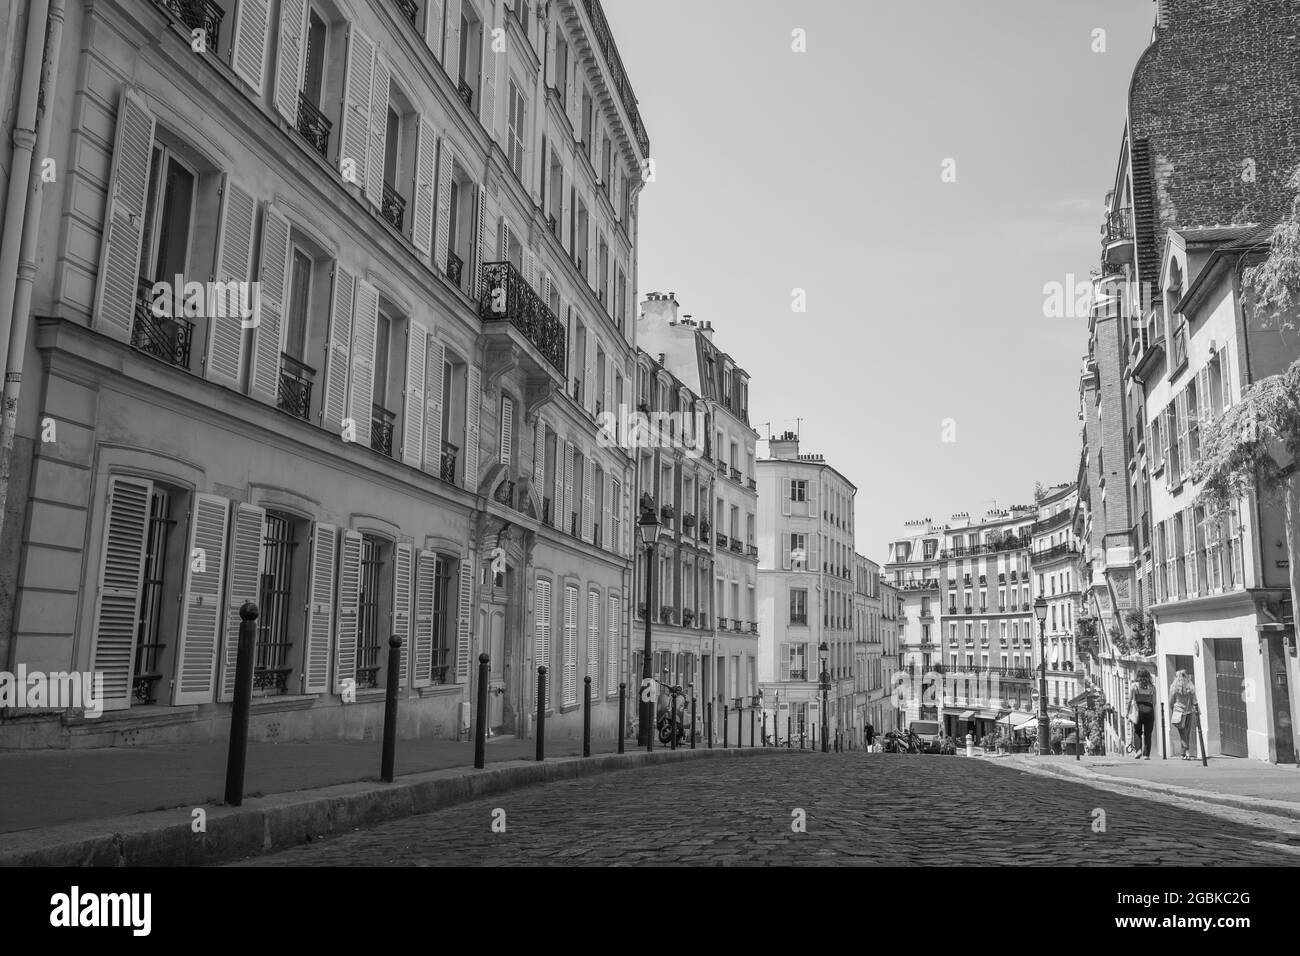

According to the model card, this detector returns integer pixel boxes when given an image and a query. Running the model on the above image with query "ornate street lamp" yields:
[1034,594,1049,756]
[637,509,660,750]
[819,640,830,753]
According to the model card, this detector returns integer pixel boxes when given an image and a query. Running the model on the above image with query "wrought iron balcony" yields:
[440,440,458,483]
[158,0,224,55]
[381,182,405,232]
[293,92,332,158]
[277,353,314,421]
[747,544,758,557]
[716,532,729,548]
[548,213,558,237]
[371,404,395,457]
[747,477,756,490]
[789,614,807,626]
[1103,206,1132,246]
[730,466,742,482]
[478,261,567,376]
[787,669,808,681]
[580,0,650,156]
[445,251,463,287]
[131,283,194,369]
[729,539,743,553]
[718,619,729,631]
[392,0,418,24]
[457,78,474,108]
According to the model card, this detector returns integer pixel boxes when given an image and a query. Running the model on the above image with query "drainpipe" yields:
[0,0,64,546]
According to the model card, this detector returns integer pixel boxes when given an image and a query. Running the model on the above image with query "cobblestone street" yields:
[236,752,1300,866]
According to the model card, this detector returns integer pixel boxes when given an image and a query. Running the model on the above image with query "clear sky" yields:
[600,0,1156,565]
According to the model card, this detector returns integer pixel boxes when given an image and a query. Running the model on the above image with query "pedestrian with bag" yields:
[865,721,875,753]
[1128,669,1157,759]
[1168,669,1199,760]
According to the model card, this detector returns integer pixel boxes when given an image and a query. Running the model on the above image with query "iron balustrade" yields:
[381,182,406,232]
[548,213,559,237]
[718,619,729,630]
[131,283,194,368]
[1103,207,1132,245]
[730,466,742,482]
[457,79,474,108]
[789,615,807,626]
[157,0,224,54]
[747,477,756,490]
[579,0,650,156]
[445,251,464,287]
[277,353,315,421]
[729,539,743,553]
[1034,541,1078,562]
[440,440,458,483]
[716,532,729,548]
[295,92,332,158]
[392,0,418,24]
[478,261,567,375]
[371,404,396,457]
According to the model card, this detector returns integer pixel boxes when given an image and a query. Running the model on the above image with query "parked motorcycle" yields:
[657,712,687,746]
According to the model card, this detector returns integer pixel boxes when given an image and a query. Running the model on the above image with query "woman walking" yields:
[1128,669,1157,759]
[1169,669,1199,760]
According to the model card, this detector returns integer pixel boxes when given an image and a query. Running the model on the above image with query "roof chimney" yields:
[769,431,799,460]
[640,290,679,328]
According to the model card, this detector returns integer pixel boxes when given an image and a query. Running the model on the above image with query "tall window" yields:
[507,80,526,179]
[255,512,299,695]
[431,555,454,683]
[789,588,807,625]
[357,535,386,687]
[132,487,177,704]
[790,479,807,502]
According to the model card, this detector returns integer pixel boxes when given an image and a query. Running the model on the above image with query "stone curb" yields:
[1001,756,1300,822]
[0,746,795,867]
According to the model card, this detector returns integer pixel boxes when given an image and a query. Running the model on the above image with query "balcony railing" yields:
[392,0,418,24]
[277,353,314,421]
[1034,541,1078,562]
[457,78,474,108]
[159,0,224,54]
[371,405,395,457]
[718,618,729,631]
[730,466,742,482]
[1103,206,1132,246]
[717,532,729,548]
[747,544,758,557]
[131,284,194,369]
[789,614,807,626]
[729,539,743,553]
[478,261,567,375]
[445,251,464,287]
[294,92,332,158]
[788,669,808,681]
[381,182,406,232]
[440,440,458,483]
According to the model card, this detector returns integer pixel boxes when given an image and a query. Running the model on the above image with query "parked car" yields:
[908,720,943,754]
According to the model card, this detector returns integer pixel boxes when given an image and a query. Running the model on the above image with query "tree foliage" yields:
[1242,165,1300,333]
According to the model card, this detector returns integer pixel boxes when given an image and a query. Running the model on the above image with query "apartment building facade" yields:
[1032,483,1081,713]
[0,0,651,748]
[757,431,856,747]
[854,553,887,744]
[879,578,902,734]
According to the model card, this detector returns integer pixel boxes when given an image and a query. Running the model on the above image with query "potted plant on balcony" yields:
[682,608,695,627]
[660,606,675,625]
[700,518,711,536]
[682,513,696,530]
[660,504,675,522]
[639,491,655,519]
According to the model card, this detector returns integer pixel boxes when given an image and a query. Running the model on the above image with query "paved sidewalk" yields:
[0,732,729,834]
[993,752,1300,818]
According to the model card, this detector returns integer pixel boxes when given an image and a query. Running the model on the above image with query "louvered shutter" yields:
[444,0,461,82]
[464,365,482,489]
[402,320,428,468]
[340,27,374,190]
[173,492,230,705]
[610,479,621,556]
[218,503,266,703]
[782,478,792,516]
[535,579,551,705]
[273,0,308,120]
[601,474,612,552]
[806,479,818,514]
[584,332,596,413]
[553,436,565,529]
[782,535,792,570]
[89,476,152,709]
[524,249,536,290]
[303,522,336,694]
[606,594,619,693]
[499,218,512,268]
[423,335,446,475]
[586,212,597,288]
[1159,403,1172,476]
[433,139,454,274]
[563,440,575,533]
[412,550,437,687]
[456,558,473,682]
[1221,353,1234,410]
[563,585,577,705]
[93,89,155,344]
[582,456,594,541]
[347,280,379,448]
[532,416,546,508]
[393,543,413,686]
[473,183,489,299]
[587,590,600,698]
[411,118,437,255]
[480,28,496,134]
[425,0,445,60]
[335,530,362,693]
[322,266,354,434]
[248,204,291,405]
[205,178,257,389]
[231,0,270,92]
[366,52,391,205]
[499,394,514,465]
[544,17,557,87]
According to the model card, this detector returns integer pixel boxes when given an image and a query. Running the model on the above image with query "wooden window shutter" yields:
[444,0,461,80]
[498,217,512,266]
[322,266,355,435]
[582,456,594,541]
[534,578,551,704]
[412,117,438,255]
[89,475,153,710]
[335,530,363,693]
[781,477,792,516]
[563,440,575,531]
[425,0,445,61]
[456,558,474,682]
[248,203,292,405]
[392,543,413,686]
[366,52,391,205]
[606,594,619,693]
[553,435,565,529]
[422,335,446,475]
[480,25,497,134]
[303,522,337,694]
[402,320,428,468]
[173,491,230,705]
[532,416,546,509]
[218,503,267,703]
[412,550,437,688]
[499,394,514,465]
[601,474,612,552]
[204,177,257,390]
[93,88,155,344]
[340,26,374,191]
[273,0,309,121]
[806,478,818,513]
[464,365,482,489]
[346,280,379,449]
[433,138,454,274]
[472,182,488,300]
[587,590,600,698]
[584,331,596,413]
[563,585,577,704]
[231,0,271,93]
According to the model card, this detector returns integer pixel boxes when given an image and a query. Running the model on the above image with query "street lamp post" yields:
[638,509,660,751]
[819,640,830,753]
[1034,595,1049,756]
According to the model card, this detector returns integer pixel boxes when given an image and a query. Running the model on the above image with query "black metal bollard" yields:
[670,690,678,751]
[1075,706,1082,761]
[762,712,767,748]
[707,701,713,749]
[690,697,696,749]
[380,634,403,783]
[1159,702,1167,759]
[750,708,756,748]
[583,676,592,757]
[474,653,490,769]
[723,704,729,748]
[536,666,547,762]
[812,723,816,751]
[618,682,626,754]
[223,602,258,806]
[1195,706,1208,766]
[787,716,792,749]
